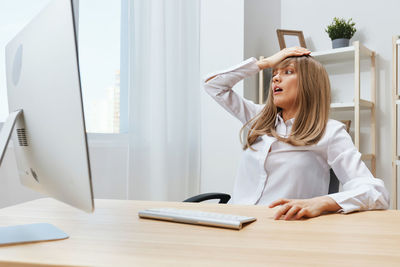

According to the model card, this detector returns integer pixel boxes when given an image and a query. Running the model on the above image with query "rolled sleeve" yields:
[203,58,263,124]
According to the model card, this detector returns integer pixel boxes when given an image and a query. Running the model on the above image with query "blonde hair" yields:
[241,56,331,149]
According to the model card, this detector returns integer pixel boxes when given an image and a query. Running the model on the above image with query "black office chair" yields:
[184,170,340,204]
[183,192,231,204]
[328,169,340,195]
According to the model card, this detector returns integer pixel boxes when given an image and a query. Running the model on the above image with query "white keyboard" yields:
[138,208,256,230]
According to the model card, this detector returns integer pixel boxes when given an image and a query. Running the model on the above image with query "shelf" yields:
[393,35,400,209]
[331,100,374,111]
[311,43,372,64]
[361,154,375,161]
[395,95,400,105]
[312,46,356,63]
[396,156,400,166]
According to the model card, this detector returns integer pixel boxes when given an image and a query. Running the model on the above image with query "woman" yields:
[204,47,389,220]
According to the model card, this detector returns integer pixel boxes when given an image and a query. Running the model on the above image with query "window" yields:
[78,0,121,133]
[0,0,122,135]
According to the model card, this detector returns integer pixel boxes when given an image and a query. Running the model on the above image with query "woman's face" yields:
[271,63,299,116]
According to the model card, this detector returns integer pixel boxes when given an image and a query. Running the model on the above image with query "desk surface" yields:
[0,198,400,266]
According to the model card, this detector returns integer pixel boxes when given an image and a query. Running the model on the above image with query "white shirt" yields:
[204,57,389,213]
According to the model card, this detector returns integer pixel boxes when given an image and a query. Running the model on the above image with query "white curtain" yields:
[125,0,201,201]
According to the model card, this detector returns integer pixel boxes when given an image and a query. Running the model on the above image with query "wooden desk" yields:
[0,198,399,266]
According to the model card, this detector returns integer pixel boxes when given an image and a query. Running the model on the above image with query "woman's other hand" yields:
[257,47,311,70]
[269,196,341,220]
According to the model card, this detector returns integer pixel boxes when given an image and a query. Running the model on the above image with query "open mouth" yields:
[273,86,283,93]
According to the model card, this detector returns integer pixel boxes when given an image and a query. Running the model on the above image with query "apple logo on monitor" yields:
[12,44,23,86]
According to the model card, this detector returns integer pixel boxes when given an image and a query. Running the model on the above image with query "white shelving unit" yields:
[311,44,373,64]
[391,35,400,209]
[312,42,376,173]
[258,41,376,174]
[330,100,373,111]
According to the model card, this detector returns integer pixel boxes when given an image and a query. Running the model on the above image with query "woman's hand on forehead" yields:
[257,47,311,70]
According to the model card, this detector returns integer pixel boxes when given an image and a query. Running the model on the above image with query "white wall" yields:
[199,0,245,194]
[244,0,281,102]
[281,0,400,208]
[86,137,128,200]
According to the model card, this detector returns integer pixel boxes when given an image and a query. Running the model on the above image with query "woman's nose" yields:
[273,73,281,83]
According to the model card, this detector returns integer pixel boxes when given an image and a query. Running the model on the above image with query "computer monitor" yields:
[0,0,94,244]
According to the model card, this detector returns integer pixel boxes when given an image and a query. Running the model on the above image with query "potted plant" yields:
[325,17,356,49]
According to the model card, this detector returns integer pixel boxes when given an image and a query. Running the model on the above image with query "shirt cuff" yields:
[327,191,365,214]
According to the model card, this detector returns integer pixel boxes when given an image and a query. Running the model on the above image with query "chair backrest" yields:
[329,169,340,194]
[328,120,351,194]
[183,193,231,204]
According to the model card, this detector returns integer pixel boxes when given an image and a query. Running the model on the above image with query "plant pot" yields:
[332,38,350,49]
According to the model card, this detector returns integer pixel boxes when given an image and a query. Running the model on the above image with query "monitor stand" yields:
[0,110,23,166]
[0,109,69,245]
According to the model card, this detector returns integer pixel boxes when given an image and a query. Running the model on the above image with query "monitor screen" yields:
[3,0,94,213]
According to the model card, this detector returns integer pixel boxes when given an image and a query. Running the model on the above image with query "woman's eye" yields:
[285,70,293,74]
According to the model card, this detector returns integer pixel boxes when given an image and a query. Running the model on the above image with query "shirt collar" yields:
[275,113,295,127]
